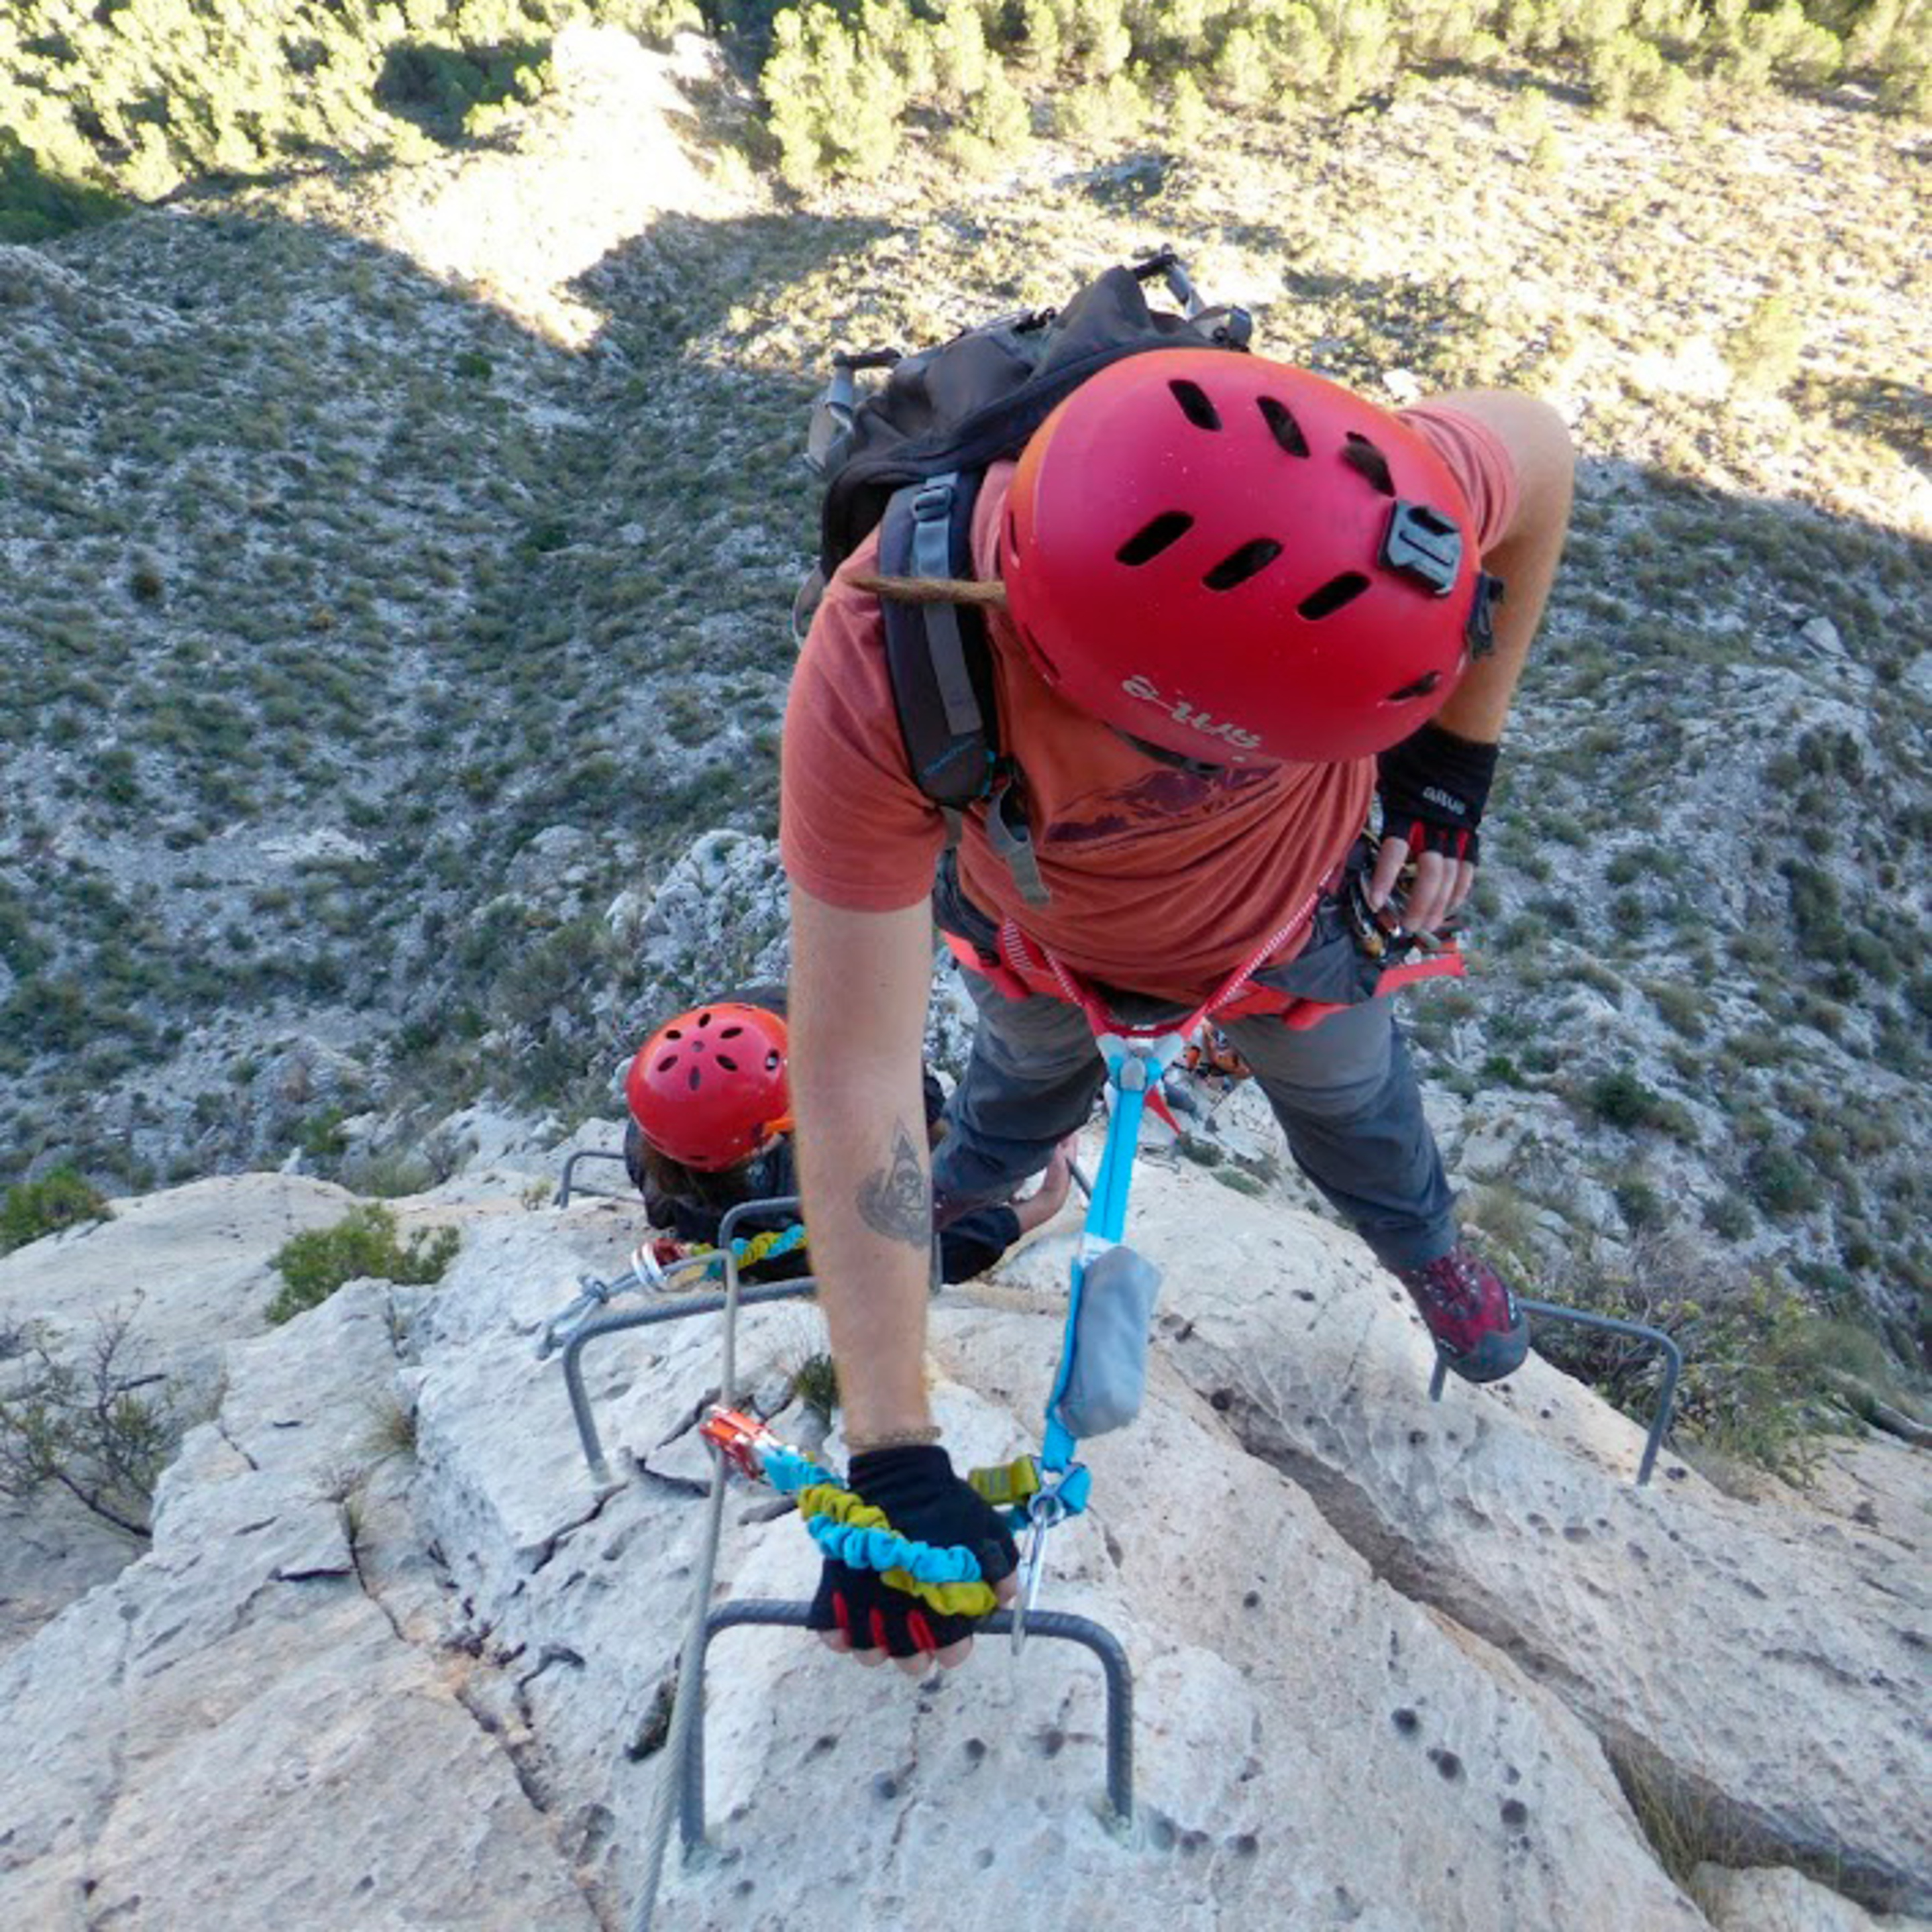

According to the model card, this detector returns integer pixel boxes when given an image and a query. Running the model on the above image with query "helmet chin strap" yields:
[1108,727,1228,778]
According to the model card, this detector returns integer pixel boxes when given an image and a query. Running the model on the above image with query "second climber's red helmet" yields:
[624,1003,792,1173]
[1002,351,1497,764]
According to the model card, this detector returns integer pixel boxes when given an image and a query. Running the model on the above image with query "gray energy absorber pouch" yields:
[1055,1244,1163,1440]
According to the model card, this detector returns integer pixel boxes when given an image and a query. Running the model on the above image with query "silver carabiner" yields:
[1010,1489,1066,1656]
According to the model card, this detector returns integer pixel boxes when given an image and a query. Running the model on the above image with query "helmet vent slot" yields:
[1257,396,1310,457]
[686,1068,703,1091]
[1203,539,1285,591]
[1298,572,1371,619]
[716,1054,739,1071]
[1342,434,1396,496]
[1116,512,1195,566]
[1168,380,1222,431]
[1386,669,1444,702]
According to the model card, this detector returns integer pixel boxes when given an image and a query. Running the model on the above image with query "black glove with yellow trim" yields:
[805,1445,1018,1662]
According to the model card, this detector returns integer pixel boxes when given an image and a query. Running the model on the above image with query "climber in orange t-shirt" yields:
[780,351,1575,1672]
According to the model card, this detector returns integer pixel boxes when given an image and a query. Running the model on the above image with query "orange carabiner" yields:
[698,1406,775,1481]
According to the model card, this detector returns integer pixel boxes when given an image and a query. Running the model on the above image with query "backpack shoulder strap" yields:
[877,472,1051,908]
[877,471,998,810]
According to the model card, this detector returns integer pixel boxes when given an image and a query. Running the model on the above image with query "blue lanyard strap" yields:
[1039,1032,1184,1479]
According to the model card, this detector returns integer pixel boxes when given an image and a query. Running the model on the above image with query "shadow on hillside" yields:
[1198,225,1497,367]
[7,95,1931,1221]
[0,131,126,245]
[1417,56,1595,107]
[1807,374,1931,476]
[374,39,551,149]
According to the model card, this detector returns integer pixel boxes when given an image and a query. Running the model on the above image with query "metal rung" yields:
[555,1147,634,1207]
[677,1599,1135,1854]
[561,1278,818,1488]
[1428,1297,1684,1487]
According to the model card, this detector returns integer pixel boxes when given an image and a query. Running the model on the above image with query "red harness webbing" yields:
[943,900,1466,1040]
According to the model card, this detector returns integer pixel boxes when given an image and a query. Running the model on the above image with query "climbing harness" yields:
[1003,1024,1181,1649]
[947,902,1339,1648]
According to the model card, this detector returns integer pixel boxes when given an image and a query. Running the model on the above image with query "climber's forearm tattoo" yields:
[856,1120,930,1249]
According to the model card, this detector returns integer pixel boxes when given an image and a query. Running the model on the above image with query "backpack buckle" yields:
[910,478,956,525]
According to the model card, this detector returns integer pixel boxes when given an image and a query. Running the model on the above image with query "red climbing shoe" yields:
[1393,1244,1528,1383]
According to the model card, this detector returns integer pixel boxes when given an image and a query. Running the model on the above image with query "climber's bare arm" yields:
[788,886,941,1441]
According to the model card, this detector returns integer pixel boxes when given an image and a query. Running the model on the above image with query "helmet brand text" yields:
[1121,675,1264,751]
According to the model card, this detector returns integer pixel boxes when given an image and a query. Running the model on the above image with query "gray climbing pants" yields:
[929,861,1458,1272]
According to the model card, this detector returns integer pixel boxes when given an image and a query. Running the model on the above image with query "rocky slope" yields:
[1,1145,1924,1929]
[0,25,1926,1365]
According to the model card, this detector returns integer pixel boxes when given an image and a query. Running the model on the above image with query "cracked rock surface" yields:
[0,1173,363,1658]
[3,1157,1924,1929]
[0,1276,598,1931]
[998,1156,1930,1916]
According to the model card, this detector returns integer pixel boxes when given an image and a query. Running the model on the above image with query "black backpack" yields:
[795,249,1252,906]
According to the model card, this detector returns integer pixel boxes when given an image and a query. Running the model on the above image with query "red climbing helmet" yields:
[623,1003,792,1172]
[1002,350,1496,764]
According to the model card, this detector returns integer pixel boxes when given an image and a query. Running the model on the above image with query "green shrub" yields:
[762,3,911,191]
[1052,69,1149,141]
[1,1168,112,1254]
[1747,1143,1822,1217]
[1702,1193,1755,1240]
[298,1109,350,1160]
[267,1205,460,1325]
[1726,293,1805,397]
[0,129,125,242]
[788,1350,840,1426]
[1589,29,1695,122]
[1585,1065,1666,1130]
[1615,1175,1666,1230]
[0,1315,181,1537]
[1644,979,1707,1040]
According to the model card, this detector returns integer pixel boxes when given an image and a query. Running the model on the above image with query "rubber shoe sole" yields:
[1436,1315,1529,1385]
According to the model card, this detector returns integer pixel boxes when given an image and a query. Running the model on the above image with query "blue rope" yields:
[684,1222,807,1276]
[760,1444,834,1497]
[806,1515,985,1585]
[753,1442,987,1583]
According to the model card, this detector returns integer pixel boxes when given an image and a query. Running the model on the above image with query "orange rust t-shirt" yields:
[780,405,1519,1006]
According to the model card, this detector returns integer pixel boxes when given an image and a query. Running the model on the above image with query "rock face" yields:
[1691,1864,1932,1932]
[0,1282,598,1931]
[0,1173,360,1658]
[998,1161,1931,1915]
[1,1155,1923,1929]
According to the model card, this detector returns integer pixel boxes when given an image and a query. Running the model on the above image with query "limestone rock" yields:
[633,828,788,1001]
[1000,1160,1931,1913]
[1691,1864,1932,1932]
[5,1152,1923,1929]
[0,1284,598,1931]
[401,1216,1701,1931]
[0,1174,361,1657]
